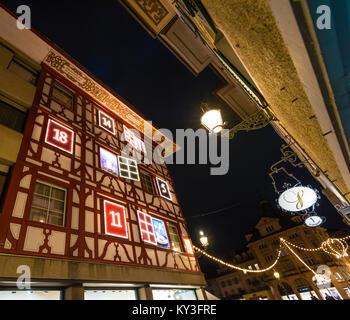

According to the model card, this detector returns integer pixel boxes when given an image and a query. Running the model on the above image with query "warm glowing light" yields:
[273,271,280,279]
[45,118,74,154]
[281,239,317,275]
[172,244,179,252]
[193,235,350,275]
[193,245,282,273]
[201,109,224,134]
[200,235,209,248]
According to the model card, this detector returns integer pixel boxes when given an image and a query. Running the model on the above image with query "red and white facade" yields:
[0,5,206,300]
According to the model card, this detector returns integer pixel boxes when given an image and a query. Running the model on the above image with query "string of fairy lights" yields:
[193,235,350,275]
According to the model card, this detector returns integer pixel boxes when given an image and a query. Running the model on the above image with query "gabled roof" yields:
[245,200,301,243]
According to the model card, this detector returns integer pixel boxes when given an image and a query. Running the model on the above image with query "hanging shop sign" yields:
[123,125,146,154]
[278,186,317,212]
[100,147,118,175]
[156,177,172,201]
[304,214,325,228]
[98,110,115,135]
[45,118,74,154]
[103,200,128,239]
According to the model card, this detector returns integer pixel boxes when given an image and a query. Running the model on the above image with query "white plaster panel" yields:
[48,230,66,255]
[23,226,45,252]
[70,234,78,248]
[119,243,134,263]
[71,206,79,230]
[85,237,94,258]
[157,250,167,267]
[30,142,38,154]
[181,256,191,270]
[145,248,156,266]
[85,189,94,208]
[12,192,27,218]
[136,189,145,202]
[9,223,21,240]
[75,144,81,159]
[31,124,42,141]
[35,114,44,125]
[42,83,50,95]
[59,154,71,171]
[50,100,62,113]
[104,243,116,261]
[132,224,140,243]
[41,147,56,164]
[86,150,93,166]
[19,174,32,189]
[85,210,94,233]
[73,189,79,204]
[98,239,107,257]
[97,213,101,234]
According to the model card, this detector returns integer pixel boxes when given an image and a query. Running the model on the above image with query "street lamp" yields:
[195,231,209,258]
[200,109,224,134]
[199,230,209,249]
[200,103,274,139]
[273,270,280,280]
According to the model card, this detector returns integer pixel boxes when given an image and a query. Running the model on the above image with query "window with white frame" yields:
[117,156,139,181]
[29,181,67,226]
[167,223,183,252]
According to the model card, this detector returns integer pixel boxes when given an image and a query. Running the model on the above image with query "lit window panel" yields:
[100,147,118,176]
[137,211,157,245]
[98,110,115,135]
[117,156,139,181]
[123,125,146,154]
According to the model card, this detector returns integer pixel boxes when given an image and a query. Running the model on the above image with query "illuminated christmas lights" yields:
[280,239,317,275]
[193,235,349,275]
[193,245,282,273]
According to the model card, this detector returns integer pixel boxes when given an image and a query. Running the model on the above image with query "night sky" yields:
[3,0,349,277]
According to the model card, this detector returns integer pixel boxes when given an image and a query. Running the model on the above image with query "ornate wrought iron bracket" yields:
[270,144,304,173]
[268,144,304,194]
[224,109,276,139]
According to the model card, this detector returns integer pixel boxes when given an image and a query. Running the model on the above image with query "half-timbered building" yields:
[0,4,206,300]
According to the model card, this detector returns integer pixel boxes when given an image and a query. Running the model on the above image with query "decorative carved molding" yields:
[43,50,178,155]
[134,0,169,26]
[120,0,176,36]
